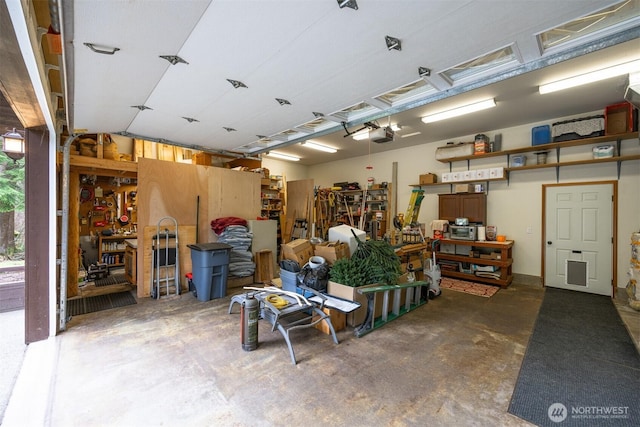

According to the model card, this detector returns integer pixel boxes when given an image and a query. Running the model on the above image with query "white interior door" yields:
[544,183,613,296]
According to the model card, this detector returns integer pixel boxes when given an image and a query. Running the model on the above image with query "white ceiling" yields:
[63,1,640,165]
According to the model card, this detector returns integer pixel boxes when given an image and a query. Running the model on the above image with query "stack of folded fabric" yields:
[216,224,255,277]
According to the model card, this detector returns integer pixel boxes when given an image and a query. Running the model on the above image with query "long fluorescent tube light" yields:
[265,152,300,161]
[401,131,422,138]
[301,141,337,153]
[539,59,640,94]
[421,98,496,123]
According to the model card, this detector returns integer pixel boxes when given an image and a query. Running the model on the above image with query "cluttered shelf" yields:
[506,153,640,172]
[435,239,513,288]
[436,131,637,163]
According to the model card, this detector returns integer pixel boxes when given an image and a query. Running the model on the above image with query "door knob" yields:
[547,241,552,245]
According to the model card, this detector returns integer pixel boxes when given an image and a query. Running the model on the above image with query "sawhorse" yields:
[354,281,429,337]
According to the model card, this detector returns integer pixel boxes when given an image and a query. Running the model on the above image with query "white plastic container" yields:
[328,225,366,256]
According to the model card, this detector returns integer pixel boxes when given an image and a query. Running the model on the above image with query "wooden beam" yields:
[0,1,46,128]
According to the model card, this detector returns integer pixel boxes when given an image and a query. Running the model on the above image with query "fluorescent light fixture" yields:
[390,124,401,131]
[401,131,422,138]
[421,99,496,123]
[539,60,640,94]
[301,141,337,153]
[265,151,300,161]
[352,130,369,141]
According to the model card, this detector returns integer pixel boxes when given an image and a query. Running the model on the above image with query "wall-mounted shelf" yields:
[410,177,507,187]
[435,131,638,183]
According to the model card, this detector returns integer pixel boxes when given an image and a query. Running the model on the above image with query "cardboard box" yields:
[327,281,399,327]
[281,239,314,266]
[489,167,505,179]
[605,102,633,135]
[454,184,473,193]
[476,169,490,179]
[474,141,489,154]
[313,307,346,335]
[419,173,437,185]
[314,241,350,265]
[463,170,477,181]
[327,281,369,327]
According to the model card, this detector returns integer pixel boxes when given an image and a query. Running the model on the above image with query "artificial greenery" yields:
[329,257,368,287]
[329,233,401,287]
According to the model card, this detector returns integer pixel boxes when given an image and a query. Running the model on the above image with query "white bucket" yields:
[308,256,326,269]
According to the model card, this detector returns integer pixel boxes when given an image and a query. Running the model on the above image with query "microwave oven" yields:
[449,225,476,241]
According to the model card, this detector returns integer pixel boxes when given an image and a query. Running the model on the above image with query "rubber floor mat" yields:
[68,291,137,316]
[94,274,129,287]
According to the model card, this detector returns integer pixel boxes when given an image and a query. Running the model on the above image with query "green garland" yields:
[329,233,401,287]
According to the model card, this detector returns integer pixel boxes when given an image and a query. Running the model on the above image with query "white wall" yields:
[262,157,310,182]
[303,112,639,287]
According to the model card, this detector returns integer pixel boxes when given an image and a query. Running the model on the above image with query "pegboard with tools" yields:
[78,175,138,237]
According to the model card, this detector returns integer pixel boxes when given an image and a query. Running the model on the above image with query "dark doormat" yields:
[95,274,129,287]
[508,288,640,426]
[68,291,137,316]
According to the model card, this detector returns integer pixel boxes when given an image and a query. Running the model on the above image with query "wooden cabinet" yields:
[436,239,513,288]
[438,193,486,224]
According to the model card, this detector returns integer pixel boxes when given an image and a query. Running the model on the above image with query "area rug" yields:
[439,277,499,297]
[508,288,640,426]
[68,291,137,316]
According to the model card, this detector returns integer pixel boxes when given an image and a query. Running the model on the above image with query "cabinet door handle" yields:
[572,250,582,254]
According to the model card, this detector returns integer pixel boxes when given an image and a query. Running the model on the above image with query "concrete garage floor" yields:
[5,282,546,426]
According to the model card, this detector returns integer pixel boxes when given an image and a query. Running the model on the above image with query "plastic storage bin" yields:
[188,242,232,301]
[531,125,551,146]
[279,269,298,292]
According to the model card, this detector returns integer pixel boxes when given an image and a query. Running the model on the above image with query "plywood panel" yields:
[207,168,261,241]
[285,179,314,241]
[137,159,208,295]
[141,225,195,298]
[136,158,261,296]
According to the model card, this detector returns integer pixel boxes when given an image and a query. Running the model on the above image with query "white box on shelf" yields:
[489,167,505,179]
[451,172,461,182]
[442,172,452,183]
[476,169,490,179]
